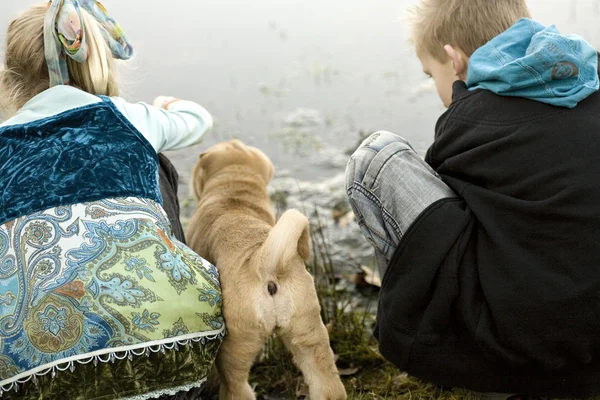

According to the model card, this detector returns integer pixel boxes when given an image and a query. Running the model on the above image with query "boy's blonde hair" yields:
[0,3,119,117]
[409,0,531,62]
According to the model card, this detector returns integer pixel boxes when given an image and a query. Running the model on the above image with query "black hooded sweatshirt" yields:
[375,78,600,398]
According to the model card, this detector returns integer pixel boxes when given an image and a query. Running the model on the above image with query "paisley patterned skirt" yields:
[0,198,224,399]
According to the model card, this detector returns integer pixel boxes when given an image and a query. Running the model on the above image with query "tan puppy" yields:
[186,140,346,400]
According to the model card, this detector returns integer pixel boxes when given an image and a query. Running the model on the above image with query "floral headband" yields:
[44,0,133,87]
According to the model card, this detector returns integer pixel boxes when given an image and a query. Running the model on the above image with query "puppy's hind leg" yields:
[216,328,264,400]
[278,273,347,400]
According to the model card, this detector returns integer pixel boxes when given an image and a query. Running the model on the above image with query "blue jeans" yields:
[345,131,456,277]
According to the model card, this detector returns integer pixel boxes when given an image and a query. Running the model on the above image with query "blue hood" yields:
[467,18,599,108]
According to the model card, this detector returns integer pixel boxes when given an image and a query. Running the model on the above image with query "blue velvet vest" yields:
[0,96,162,226]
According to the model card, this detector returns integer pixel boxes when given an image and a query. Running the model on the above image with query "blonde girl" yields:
[0,1,224,399]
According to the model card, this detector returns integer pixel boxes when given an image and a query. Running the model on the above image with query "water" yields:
[3,0,599,179]
[1,0,600,269]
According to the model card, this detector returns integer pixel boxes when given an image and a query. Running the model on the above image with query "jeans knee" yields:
[346,131,414,190]
[360,131,410,148]
[354,131,414,160]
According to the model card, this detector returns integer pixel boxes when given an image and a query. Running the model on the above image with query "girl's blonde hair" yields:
[0,3,119,117]
[409,0,532,62]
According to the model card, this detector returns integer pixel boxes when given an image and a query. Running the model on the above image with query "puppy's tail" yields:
[261,209,311,277]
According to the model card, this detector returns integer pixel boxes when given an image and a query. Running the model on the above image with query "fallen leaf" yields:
[360,265,382,288]
[337,211,355,228]
[345,272,364,286]
[338,367,360,376]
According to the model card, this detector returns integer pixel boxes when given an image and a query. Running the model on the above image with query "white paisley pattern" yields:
[0,197,224,396]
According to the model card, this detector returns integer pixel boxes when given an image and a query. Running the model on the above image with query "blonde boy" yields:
[346,0,600,397]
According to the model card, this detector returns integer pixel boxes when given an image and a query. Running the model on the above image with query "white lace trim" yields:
[120,378,207,400]
[0,327,225,397]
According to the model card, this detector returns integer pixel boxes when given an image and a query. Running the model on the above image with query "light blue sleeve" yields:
[109,97,214,153]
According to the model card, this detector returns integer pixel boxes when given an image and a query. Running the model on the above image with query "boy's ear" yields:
[444,45,468,81]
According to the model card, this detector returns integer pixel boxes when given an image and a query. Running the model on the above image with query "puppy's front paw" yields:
[327,380,347,400]
[310,378,347,400]
[219,382,256,400]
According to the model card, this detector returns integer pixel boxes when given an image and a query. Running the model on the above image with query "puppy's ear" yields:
[190,152,208,200]
[297,223,310,261]
[230,139,247,151]
[264,159,275,184]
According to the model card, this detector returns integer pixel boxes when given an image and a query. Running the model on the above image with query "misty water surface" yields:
[1,0,599,182]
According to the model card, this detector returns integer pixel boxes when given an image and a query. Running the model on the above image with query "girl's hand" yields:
[153,96,179,109]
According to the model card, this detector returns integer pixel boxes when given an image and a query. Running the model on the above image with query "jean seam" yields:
[348,198,391,251]
[352,182,404,239]
[349,182,404,250]
[347,188,393,253]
